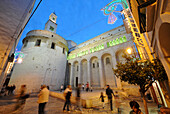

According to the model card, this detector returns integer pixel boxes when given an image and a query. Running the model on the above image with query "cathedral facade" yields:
[67,25,135,89]
[9,13,137,92]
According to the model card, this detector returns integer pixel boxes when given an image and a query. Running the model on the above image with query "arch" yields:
[101,53,116,87]
[159,22,170,63]
[81,59,87,63]
[90,56,100,87]
[81,59,88,84]
[90,56,98,62]
[72,61,78,87]
[115,49,126,63]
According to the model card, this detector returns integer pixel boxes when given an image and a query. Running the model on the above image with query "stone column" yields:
[98,58,104,88]
[78,62,82,84]
[70,64,74,86]
[87,60,91,86]
[112,53,122,89]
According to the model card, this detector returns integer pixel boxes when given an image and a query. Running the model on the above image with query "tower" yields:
[9,13,68,92]
[45,13,57,33]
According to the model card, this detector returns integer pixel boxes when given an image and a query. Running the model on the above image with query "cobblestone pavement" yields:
[0,90,160,114]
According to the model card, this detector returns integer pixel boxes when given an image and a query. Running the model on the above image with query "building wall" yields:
[145,0,170,84]
[9,30,68,92]
[0,0,35,89]
[68,26,135,89]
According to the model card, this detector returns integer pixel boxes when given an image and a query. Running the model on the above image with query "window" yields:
[97,62,99,67]
[51,42,55,49]
[93,63,95,68]
[23,40,28,48]
[77,66,79,71]
[35,39,41,46]
[63,48,65,54]
[49,26,54,31]
[52,17,55,21]
[106,57,110,64]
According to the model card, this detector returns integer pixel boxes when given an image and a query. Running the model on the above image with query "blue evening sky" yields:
[16,0,124,51]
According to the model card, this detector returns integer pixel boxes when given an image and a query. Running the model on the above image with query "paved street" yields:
[0,90,159,114]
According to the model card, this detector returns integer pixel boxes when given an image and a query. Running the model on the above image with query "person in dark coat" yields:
[106,85,114,111]
[63,85,72,112]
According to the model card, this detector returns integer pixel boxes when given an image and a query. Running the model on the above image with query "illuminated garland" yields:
[101,0,129,24]
[67,36,127,60]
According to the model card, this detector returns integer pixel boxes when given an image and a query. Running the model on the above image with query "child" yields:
[114,91,120,113]
[99,92,105,109]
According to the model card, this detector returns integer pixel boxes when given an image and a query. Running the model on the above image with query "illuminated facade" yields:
[68,25,137,92]
[9,13,68,92]
[128,0,170,107]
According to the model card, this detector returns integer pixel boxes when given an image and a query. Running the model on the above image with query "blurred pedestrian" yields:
[86,82,89,92]
[129,100,143,114]
[82,84,85,91]
[12,84,16,95]
[106,85,114,111]
[14,85,29,113]
[37,85,49,114]
[114,91,121,113]
[63,85,72,113]
[99,92,106,109]
[90,85,93,92]
[60,84,64,92]
[74,84,82,112]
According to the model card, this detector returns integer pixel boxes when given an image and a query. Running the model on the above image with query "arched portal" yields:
[116,49,126,64]
[73,61,78,87]
[81,59,87,85]
[115,49,128,87]
[102,53,116,87]
[90,56,100,87]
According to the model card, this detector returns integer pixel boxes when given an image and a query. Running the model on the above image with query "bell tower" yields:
[45,12,57,33]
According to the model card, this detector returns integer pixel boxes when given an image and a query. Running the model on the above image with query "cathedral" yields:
[9,13,138,93]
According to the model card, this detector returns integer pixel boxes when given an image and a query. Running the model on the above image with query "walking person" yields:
[63,85,72,113]
[13,85,29,113]
[86,82,89,92]
[60,84,64,92]
[74,84,82,112]
[82,84,85,91]
[99,92,106,109]
[37,85,49,114]
[90,85,93,92]
[106,85,115,111]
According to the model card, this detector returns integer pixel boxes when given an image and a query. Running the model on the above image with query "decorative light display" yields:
[106,35,127,47]
[67,36,127,60]
[14,51,25,63]
[101,0,129,24]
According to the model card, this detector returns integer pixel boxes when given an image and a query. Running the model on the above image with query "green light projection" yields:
[67,35,127,60]
[107,35,127,48]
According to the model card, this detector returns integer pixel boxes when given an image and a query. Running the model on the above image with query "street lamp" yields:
[126,48,132,54]
[17,58,23,63]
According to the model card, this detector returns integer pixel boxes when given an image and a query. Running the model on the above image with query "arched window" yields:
[97,62,99,67]
[93,63,95,68]
[106,57,110,64]
[77,65,79,71]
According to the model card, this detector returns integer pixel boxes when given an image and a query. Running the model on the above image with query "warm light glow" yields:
[126,48,132,54]
[17,58,23,63]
